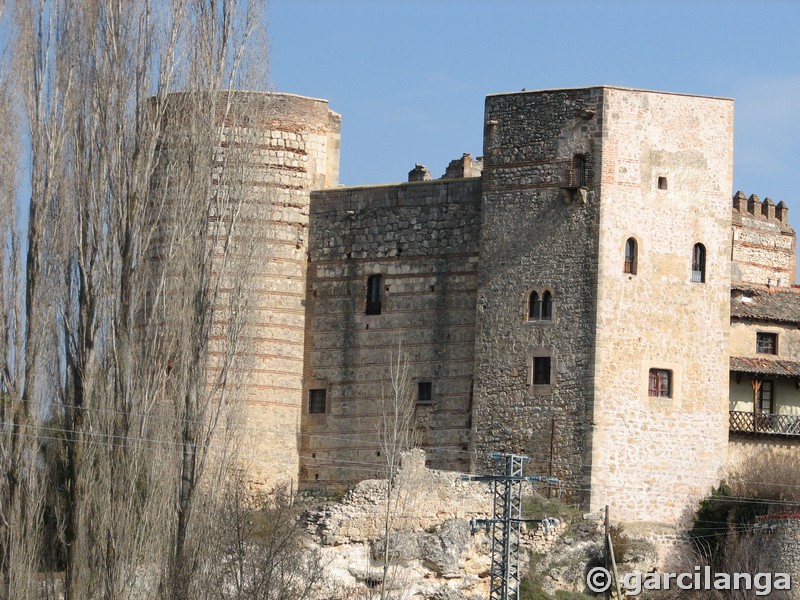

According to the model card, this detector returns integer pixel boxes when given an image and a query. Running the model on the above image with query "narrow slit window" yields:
[573,154,586,187]
[692,243,706,283]
[624,238,638,275]
[658,176,668,190]
[366,275,383,315]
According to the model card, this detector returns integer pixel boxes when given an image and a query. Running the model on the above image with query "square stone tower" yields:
[471,87,733,523]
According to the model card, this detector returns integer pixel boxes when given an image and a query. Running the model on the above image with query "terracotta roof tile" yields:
[731,285,800,324]
[730,356,800,377]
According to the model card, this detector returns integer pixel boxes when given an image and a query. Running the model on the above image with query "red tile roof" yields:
[731,285,800,324]
[730,356,800,377]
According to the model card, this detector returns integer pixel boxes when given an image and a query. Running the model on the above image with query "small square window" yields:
[756,332,778,355]
[657,176,668,190]
[417,382,432,404]
[648,369,671,398]
[533,357,551,385]
[308,389,326,414]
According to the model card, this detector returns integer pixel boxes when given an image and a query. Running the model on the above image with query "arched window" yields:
[691,243,706,283]
[624,238,638,275]
[366,275,383,314]
[528,291,541,320]
[542,291,553,320]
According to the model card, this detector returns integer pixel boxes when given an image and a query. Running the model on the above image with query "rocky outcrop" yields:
[302,451,566,599]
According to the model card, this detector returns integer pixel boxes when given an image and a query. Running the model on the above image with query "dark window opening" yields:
[528,290,553,321]
[648,369,672,399]
[533,357,551,385]
[757,332,778,355]
[417,382,432,404]
[541,291,553,320]
[692,243,706,283]
[624,238,638,275]
[528,291,541,320]
[308,389,326,414]
[759,380,774,414]
[658,176,668,190]
[366,275,383,315]
[573,154,586,187]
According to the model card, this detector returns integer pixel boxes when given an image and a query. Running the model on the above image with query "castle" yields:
[229,86,799,525]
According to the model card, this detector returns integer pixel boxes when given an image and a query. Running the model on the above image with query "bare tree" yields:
[376,339,418,600]
[204,475,329,600]
[0,1,269,598]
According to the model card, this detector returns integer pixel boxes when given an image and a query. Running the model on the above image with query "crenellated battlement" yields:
[731,191,796,287]
[732,190,789,224]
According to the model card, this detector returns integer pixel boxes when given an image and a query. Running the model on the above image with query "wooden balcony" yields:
[730,410,800,437]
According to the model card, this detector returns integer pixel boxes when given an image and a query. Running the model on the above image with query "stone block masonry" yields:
[471,88,605,506]
[731,191,795,287]
[302,178,482,486]
[167,85,798,530]
[153,92,341,491]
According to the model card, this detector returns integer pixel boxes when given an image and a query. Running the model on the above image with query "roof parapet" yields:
[733,191,789,224]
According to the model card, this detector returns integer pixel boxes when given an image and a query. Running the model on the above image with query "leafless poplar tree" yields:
[0,1,269,598]
[377,339,418,600]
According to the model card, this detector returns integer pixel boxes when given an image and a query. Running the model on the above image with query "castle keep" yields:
[230,86,798,524]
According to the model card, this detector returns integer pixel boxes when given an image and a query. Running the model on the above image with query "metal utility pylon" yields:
[463,453,559,600]
[488,453,526,600]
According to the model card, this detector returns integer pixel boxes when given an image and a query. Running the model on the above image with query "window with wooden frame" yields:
[648,369,672,399]
[624,238,638,275]
[308,389,327,414]
[366,274,383,315]
[759,380,774,414]
[691,243,706,283]
[756,332,778,355]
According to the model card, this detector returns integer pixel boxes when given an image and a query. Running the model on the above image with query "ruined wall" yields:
[470,88,604,500]
[216,92,341,488]
[301,178,482,486]
[590,89,733,523]
[731,192,795,287]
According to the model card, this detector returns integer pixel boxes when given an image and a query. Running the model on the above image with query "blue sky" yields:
[268,0,800,227]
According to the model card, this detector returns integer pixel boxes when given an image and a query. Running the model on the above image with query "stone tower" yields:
[155,91,341,489]
[231,93,341,488]
[471,87,733,523]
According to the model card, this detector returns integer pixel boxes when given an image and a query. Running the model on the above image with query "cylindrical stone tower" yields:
[230,92,341,488]
[154,91,341,489]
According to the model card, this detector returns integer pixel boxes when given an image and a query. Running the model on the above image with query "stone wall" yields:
[755,515,800,599]
[470,88,605,503]
[732,192,795,287]
[301,179,482,486]
[590,88,733,523]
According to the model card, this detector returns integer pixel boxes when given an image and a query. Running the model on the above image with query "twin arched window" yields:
[528,290,553,321]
